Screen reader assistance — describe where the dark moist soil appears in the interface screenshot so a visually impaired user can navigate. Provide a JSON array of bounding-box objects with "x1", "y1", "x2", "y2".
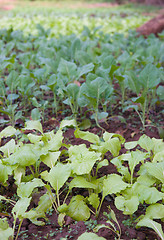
[{"x1": 0, "y1": 101, "x2": 163, "y2": 240}]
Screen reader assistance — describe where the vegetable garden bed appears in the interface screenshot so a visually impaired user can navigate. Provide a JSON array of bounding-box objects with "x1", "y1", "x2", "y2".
[{"x1": 0, "y1": 5, "x2": 164, "y2": 240}]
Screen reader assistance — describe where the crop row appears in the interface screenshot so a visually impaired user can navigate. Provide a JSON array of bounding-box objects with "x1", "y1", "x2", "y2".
[
  {"x1": 0, "y1": 120, "x2": 164, "y2": 239},
  {"x1": 0, "y1": 27, "x2": 163, "y2": 128},
  {"x1": 0, "y1": 11, "x2": 150, "y2": 37}
]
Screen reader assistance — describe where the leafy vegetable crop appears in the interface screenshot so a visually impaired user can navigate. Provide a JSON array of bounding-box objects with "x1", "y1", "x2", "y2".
[
  {"x1": 0, "y1": 120, "x2": 164, "y2": 239},
  {"x1": 0, "y1": 25, "x2": 163, "y2": 128}
]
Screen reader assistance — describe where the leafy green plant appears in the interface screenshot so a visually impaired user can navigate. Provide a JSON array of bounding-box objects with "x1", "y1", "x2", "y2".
[{"x1": 125, "y1": 64, "x2": 162, "y2": 128}]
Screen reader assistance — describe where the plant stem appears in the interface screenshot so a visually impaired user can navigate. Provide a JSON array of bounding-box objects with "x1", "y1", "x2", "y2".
[{"x1": 15, "y1": 219, "x2": 23, "y2": 240}]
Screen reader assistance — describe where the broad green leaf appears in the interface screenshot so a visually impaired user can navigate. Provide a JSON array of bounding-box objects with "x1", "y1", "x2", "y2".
[
  {"x1": 153, "y1": 151, "x2": 164, "y2": 163},
  {"x1": 145, "y1": 162, "x2": 164, "y2": 184},
  {"x1": 137, "y1": 174, "x2": 156, "y2": 187},
  {"x1": 152, "y1": 138, "x2": 164, "y2": 155},
  {"x1": 74, "y1": 128, "x2": 100, "y2": 144},
  {"x1": 133, "y1": 183, "x2": 164, "y2": 204},
  {"x1": 101, "y1": 138, "x2": 121, "y2": 157},
  {"x1": 77, "y1": 63, "x2": 94, "y2": 78},
  {"x1": 78, "y1": 232, "x2": 105, "y2": 240},
  {"x1": 27, "y1": 133, "x2": 42, "y2": 144},
  {"x1": 139, "y1": 63, "x2": 160, "y2": 90},
  {"x1": 58, "y1": 58, "x2": 77, "y2": 80},
  {"x1": 66, "y1": 195, "x2": 90, "y2": 221},
  {"x1": 17, "y1": 178, "x2": 44, "y2": 198},
  {"x1": 41, "y1": 151, "x2": 61, "y2": 168},
  {"x1": 128, "y1": 150, "x2": 147, "y2": 178},
  {"x1": 87, "y1": 77, "x2": 108, "y2": 98},
  {"x1": 59, "y1": 119, "x2": 77, "y2": 130},
  {"x1": 36, "y1": 193, "x2": 52, "y2": 213},
  {"x1": 31, "y1": 108, "x2": 41, "y2": 121},
  {"x1": 124, "y1": 141, "x2": 138, "y2": 150},
  {"x1": 46, "y1": 130, "x2": 63, "y2": 151},
  {"x1": 12, "y1": 197, "x2": 32, "y2": 220},
  {"x1": 78, "y1": 119, "x2": 91, "y2": 130},
  {"x1": 0, "y1": 162, "x2": 14, "y2": 183},
  {"x1": 69, "y1": 176, "x2": 96, "y2": 190},
  {"x1": 137, "y1": 218, "x2": 164, "y2": 240},
  {"x1": 24, "y1": 120, "x2": 43, "y2": 134},
  {"x1": 88, "y1": 193, "x2": 100, "y2": 210},
  {"x1": 48, "y1": 162, "x2": 71, "y2": 191},
  {"x1": 115, "y1": 195, "x2": 139, "y2": 215},
  {"x1": 57, "y1": 203, "x2": 68, "y2": 213},
  {"x1": 23, "y1": 208, "x2": 46, "y2": 226},
  {"x1": 0, "y1": 126, "x2": 16, "y2": 139},
  {"x1": 4, "y1": 145, "x2": 39, "y2": 167},
  {"x1": 103, "y1": 174, "x2": 129, "y2": 199},
  {"x1": 69, "y1": 144, "x2": 101, "y2": 175},
  {"x1": 103, "y1": 132, "x2": 125, "y2": 144},
  {"x1": 145, "y1": 204, "x2": 164, "y2": 220},
  {"x1": 138, "y1": 135, "x2": 153, "y2": 152},
  {"x1": 66, "y1": 83, "x2": 79, "y2": 100},
  {"x1": 0, "y1": 139, "x2": 16, "y2": 157},
  {"x1": 0, "y1": 218, "x2": 13, "y2": 240}
]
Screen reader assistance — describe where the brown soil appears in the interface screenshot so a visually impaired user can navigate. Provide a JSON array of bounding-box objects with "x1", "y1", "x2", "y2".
[{"x1": 1, "y1": 101, "x2": 163, "y2": 240}]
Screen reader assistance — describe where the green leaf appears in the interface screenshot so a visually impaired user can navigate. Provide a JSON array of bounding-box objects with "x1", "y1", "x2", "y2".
[
  {"x1": 96, "y1": 159, "x2": 109, "y2": 173},
  {"x1": 0, "y1": 160, "x2": 14, "y2": 183},
  {"x1": 41, "y1": 151, "x2": 61, "y2": 168},
  {"x1": 12, "y1": 197, "x2": 32, "y2": 220},
  {"x1": 48, "y1": 162, "x2": 71, "y2": 191},
  {"x1": 78, "y1": 232, "x2": 106, "y2": 240},
  {"x1": 27, "y1": 134, "x2": 42, "y2": 144},
  {"x1": 133, "y1": 183, "x2": 164, "y2": 204},
  {"x1": 115, "y1": 195, "x2": 139, "y2": 215},
  {"x1": 4, "y1": 145, "x2": 39, "y2": 167},
  {"x1": 66, "y1": 195, "x2": 90, "y2": 221},
  {"x1": 137, "y1": 218, "x2": 164, "y2": 240},
  {"x1": 153, "y1": 151, "x2": 164, "y2": 163},
  {"x1": 78, "y1": 119, "x2": 91, "y2": 130},
  {"x1": 24, "y1": 120, "x2": 43, "y2": 134},
  {"x1": 58, "y1": 213, "x2": 66, "y2": 227},
  {"x1": 58, "y1": 203, "x2": 68, "y2": 213},
  {"x1": 128, "y1": 150, "x2": 147, "y2": 177},
  {"x1": 145, "y1": 204, "x2": 164, "y2": 220},
  {"x1": 36, "y1": 193, "x2": 52, "y2": 213},
  {"x1": 145, "y1": 162, "x2": 164, "y2": 184},
  {"x1": 0, "y1": 218, "x2": 13, "y2": 240},
  {"x1": 69, "y1": 144, "x2": 101, "y2": 175},
  {"x1": 58, "y1": 58, "x2": 77, "y2": 80},
  {"x1": 17, "y1": 178, "x2": 44, "y2": 198},
  {"x1": 69, "y1": 176, "x2": 96, "y2": 190},
  {"x1": 74, "y1": 129, "x2": 100, "y2": 144},
  {"x1": 124, "y1": 141, "x2": 138, "y2": 150},
  {"x1": 0, "y1": 126, "x2": 16, "y2": 139},
  {"x1": 78, "y1": 63, "x2": 94, "y2": 78},
  {"x1": 46, "y1": 130, "x2": 63, "y2": 151},
  {"x1": 59, "y1": 119, "x2": 77, "y2": 130},
  {"x1": 103, "y1": 174, "x2": 129, "y2": 199},
  {"x1": 88, "y1": 193, "x2": 100, "y2": 210},
  {"x1": 139, "y1": 63, "x2": 161, "y2": 90},
  {"x1": 0, "y1": 139, "x2": 16, "y2": 157},
  {"x1": 138, "y1": 135, "x2": 153, "y2": 152},
  {"x1": 31, "y1": 108, "x2": 41, "y2": 121}
]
